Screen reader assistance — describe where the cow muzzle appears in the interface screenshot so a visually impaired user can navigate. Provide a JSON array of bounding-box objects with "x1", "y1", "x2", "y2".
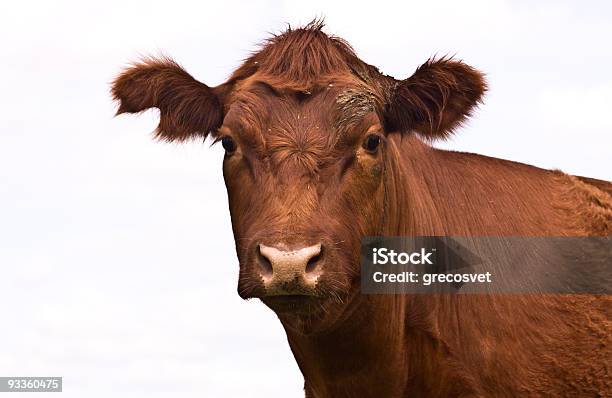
[{"x1": 256, "y1": 242, "x2": 323, "y2": 296}]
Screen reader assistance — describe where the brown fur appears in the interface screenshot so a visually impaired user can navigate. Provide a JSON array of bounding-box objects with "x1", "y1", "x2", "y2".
[
  {"x1": 111, "y1": 56, "x2": 223, "y2": 141},
  {"x1": 111, "y1": 21, "x2": 611, "y2": 398}
]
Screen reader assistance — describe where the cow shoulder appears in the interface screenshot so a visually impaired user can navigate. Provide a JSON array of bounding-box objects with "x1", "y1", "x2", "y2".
[{"x1": 554, "y1": 172, "x2": 612, "y2": 236}]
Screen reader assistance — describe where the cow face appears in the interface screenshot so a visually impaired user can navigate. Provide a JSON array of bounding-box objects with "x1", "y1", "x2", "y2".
[
  {"x1": 219, "y1": 79, "x2": 387, "y2": 332},
  {"x1": 111, "y1": 24, "x2": 485, "y2": 334}
]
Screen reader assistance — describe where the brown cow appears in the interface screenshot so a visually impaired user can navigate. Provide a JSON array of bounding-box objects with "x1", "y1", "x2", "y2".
[{"x1": 112, "y1": 21, "x2": 611, "y2": 398}]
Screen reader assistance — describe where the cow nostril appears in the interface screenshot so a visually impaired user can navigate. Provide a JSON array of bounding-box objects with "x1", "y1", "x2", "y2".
[
  {"x1": 257, "y1": 245, "x2": 273, "y2": 277},
  {"x1": 305, "y1": 246, "x2": 324, "y2": 274}
]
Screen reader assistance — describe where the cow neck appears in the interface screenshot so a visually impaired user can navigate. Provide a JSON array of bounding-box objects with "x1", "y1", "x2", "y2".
[
  {"x1": 386, "y1": 134, "x2": 447, "y2": 236},
  {"x1": 378, "y1": 136, "x2": 492, "y2": 396}
]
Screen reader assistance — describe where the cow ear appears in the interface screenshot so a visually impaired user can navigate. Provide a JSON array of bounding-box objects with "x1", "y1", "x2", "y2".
[
  {"x1": 111, "y1": 57, "x2": 224, "y2": 141},
  {"x1": 384, "y1": 58, "x2": 486, "y2": 140}
]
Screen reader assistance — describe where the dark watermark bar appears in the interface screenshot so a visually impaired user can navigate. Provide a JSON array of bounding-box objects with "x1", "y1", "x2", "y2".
[
  {"x1": 0, "y1": 377, "x2": 62, "y2": 392},
  {"x1": 361, "y1": 236, "x2": 611, "y2": 294}
]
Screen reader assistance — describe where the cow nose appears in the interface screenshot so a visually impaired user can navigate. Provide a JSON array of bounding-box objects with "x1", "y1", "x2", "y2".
[{"x1": 257, "y1": 243, "x2": 323, "y2": 295}]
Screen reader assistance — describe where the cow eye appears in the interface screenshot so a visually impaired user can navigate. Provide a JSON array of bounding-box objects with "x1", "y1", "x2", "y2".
[
  {"x1": 363, "y1": 134, "x2": 381, "y2": 153},
  {"x1": 221, "y1": 136, "x2": 236, "y2": 153}
]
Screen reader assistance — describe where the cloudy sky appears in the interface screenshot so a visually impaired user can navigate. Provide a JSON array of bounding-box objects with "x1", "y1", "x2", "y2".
[{"x1": 0, "y1": 0, "x2": 610, "y2": 397}]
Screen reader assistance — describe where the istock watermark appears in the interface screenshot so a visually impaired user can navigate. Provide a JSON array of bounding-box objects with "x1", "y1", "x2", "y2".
[
  {"x1": 372, "y1": 247, "x2": 434, "y2": 265},
  {"x1": 361, "y1": 236, "x2": 611, "y2": 294}
]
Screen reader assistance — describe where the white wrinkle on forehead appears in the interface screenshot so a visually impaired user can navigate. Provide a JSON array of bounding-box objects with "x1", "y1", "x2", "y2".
[{"x1": 334, "y1": 88, "x2": 377, "y2": 130}]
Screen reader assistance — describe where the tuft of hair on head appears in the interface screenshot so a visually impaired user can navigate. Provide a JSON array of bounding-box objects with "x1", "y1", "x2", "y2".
[{"x1": 227, "y1": 18, "x2": 366, "y2": 92}]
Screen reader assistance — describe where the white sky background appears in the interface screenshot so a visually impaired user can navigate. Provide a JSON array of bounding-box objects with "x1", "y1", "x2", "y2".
[{"x1": 0, "y1": 1, "x2": 610, "y2": 397}]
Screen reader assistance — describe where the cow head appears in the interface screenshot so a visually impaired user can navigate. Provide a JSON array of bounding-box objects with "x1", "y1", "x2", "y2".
[{"x1": 111, "y1": 22, "x2": 486, "y2": 334}]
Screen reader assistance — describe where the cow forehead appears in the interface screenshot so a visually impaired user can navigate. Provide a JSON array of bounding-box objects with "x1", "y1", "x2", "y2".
[
  {"x1": 221, "y1": 81, "x2": 381, "y2": 177},
  {"x1": 225, "y1": 79, "x2": 381, "y2": 145}
]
